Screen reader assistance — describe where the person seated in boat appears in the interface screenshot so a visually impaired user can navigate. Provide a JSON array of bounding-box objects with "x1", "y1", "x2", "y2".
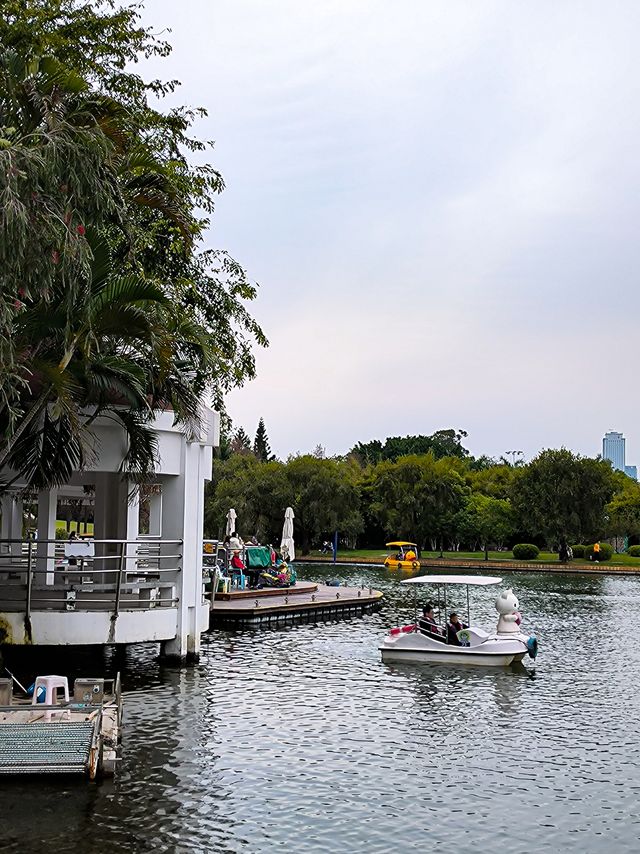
[
  {"x1": 447, "y1": 612, "x2": 468, "y2": 645},
  {"x1": 419, "y1": 603, "x2": 445, "y2": 639}
]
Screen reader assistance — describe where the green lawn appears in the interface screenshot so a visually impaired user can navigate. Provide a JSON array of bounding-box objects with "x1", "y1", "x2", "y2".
[{"x1": 307, "y1": 548, "x2": 640, "y2": 568}]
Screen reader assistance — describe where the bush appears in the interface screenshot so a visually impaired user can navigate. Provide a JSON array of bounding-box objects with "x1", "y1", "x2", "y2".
[
  {"x1": 512, "y1": 543, "x2": 540, "y2": 560},
  {"x1": 627, "y1": 545, "x2": 640, "y2": 558},
  {"x1": 584, "y1": 543, "x2": 613, "y2": 562},
  {"x1": 570, "y1": 544, "x2": 586, "y2": 558}
]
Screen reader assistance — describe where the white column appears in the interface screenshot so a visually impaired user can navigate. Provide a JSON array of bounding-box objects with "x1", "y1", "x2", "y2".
[
  {"x1": 1, "y1": 493, "x2": 23, "y2": 559},
  {"x1": 124, "y1": 484, "x2": 139, "y2": 575},
  {"x1": 160, "y1": 440, "x2": 207, "y2": 659},
  {"x1": 36, "y1": 489, "x2": 58, "y2": 585}
]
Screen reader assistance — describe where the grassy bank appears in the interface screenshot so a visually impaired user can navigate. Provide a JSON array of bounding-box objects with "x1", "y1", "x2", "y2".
[{"x1": 304, "y1": 548, "x2": 640, "y2": 569}]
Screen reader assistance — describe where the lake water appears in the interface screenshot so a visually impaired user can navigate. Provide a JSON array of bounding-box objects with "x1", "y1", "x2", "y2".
[{"x1": 2, "y1": 564, "x2": 640, "y2": 853}]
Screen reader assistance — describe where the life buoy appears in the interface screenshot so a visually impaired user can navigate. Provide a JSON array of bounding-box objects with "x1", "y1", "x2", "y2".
[
  {"x1": 389, "y1": 623, "x2": 417, "y2": 636},
  {"x1": 527, "y1": 636, "x2": 538, "y2": 659}
]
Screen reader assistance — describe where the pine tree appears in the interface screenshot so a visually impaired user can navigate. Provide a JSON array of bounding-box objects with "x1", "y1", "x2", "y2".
[
  {"x1": 231, "y1": 427, "x2": 252, "y2": 455},
  {"x1": 253, "y1": 418, "x2": 272, "y2": 461}
]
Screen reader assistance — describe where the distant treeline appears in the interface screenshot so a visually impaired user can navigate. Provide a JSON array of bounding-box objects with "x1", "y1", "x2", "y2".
[{"x1": 206, "y1": 429, "x2": 640, "y2": 554}]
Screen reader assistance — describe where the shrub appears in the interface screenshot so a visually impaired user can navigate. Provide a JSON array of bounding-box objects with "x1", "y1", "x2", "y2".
[
  {"x1": 55, "y1": 526, "x2": 68, "y2": 540},
  {"x1": 570, "y1": 544, "x2": 585, "y2": 559},
  {"x1": 512, "y1": 543, "x2": 540, "y2": 560},
  {"x1": 627, "y1": 545, "x2": 640, "y2": 558},
  {"x1": 584, "y1": 543, "x2": 613, "y2": 562}
]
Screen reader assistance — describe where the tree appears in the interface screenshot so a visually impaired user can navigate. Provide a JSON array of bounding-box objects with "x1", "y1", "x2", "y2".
[
  {"x1": 0, "y1": 2, "x2": 266, "y2": 490},
  {"x1": 2, "y1": 232, "x2": 208, "y2": 488},
  {"x1": 606, "y1": 476, "x2": 640, "y2": 541},
  {"x1": 351, "y1": 429, "x2": 470, "y2": 465},
  {"x1": 230, "y1": 427, "x2": 253, "y2": 456},
  {"x1": 511, "y1": 449, "x2": 616, "y2": 546},
  {"x1": 253, "y1": 417, "x2": 273, "y2": 462},
  {"x1": 368, "y1": 454, "x2": 467, "y2": 548},
  {"x1": 285, "y1": 456, "x2": 363, "y2": 554},
  {"x1": 466, "y1": 494, "x2": 515, "y2": 560},
  {"x1": 468, "y1": 464, "x2": 516, "y2": 499}
]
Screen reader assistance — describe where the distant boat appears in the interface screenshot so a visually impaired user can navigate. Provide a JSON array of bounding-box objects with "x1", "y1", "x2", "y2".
[{"x1": 384, "y1": 541, "x2": 420, "y2": 570}]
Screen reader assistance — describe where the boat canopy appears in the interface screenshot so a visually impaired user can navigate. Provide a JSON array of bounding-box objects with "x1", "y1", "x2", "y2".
[
  {"x1": 401, "y1": 575, "x2": 502, "y2": 586},
  {"x1": 386, "y1": 541, "x2": 417, "y2": 548}
]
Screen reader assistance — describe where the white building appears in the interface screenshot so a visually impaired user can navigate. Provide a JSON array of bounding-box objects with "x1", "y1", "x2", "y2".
[{"x1": 0, "y1": 407, "x2": 219, "y2": 660}]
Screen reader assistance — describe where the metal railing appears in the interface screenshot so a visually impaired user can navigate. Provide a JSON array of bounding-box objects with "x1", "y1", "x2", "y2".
[{"x1": 0, "y1": 537, "x2": 184, "y2": 616}]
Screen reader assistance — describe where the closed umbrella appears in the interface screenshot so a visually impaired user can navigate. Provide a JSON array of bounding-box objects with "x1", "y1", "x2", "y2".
[
  {"x1": 280, "y1": 507, "x2": 295, "y2": 562},
  {"x1": 225, "y1": 508, "x2": 237, "y2": 538}
]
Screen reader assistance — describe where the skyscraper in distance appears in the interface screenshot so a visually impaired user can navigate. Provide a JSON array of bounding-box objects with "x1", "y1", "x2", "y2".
[{"x1": 602, "y1": 431, "x2": 625, "y2": 472}]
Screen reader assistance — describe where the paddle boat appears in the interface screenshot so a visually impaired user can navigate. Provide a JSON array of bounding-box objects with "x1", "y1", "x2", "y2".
[
  {"x1": 379, "y1": 575, "x2": 538, "y2": 667},
  {"x1": 384, "y1": 541, "x2": 420, "y2": 570}
]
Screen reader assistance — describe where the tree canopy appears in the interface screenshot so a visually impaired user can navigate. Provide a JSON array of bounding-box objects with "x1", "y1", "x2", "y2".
[
  {"x1": 351, "y1": 429, "x2": 471, "y2": 465},
  {"x1": 204, "y1": 442, "x2": 638, "y2": 554},
  {"x1": 0, "y1": 0, "x2": 266, "y2": 489},
  {"x1": 511, "y1": 449, "x2": 616, "y2": 545}
]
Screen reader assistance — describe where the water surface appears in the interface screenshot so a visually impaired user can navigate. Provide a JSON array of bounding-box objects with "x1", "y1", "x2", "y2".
[{"x1": 1, "y1": 565, "x2": 639, "y2": 853}]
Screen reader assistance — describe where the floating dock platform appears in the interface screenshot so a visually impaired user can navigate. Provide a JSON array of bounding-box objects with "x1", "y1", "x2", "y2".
[
  {"x1": 211, "y1": 581, "x2": 383, "y2": 627},
  {"x1": 0, "y1": 675, "x2": 122, "y2": 778}
]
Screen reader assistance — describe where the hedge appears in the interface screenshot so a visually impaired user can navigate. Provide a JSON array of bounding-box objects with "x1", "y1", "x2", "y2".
[
  {"x1": 627, "y1": 545, "x2": 640, "y2": 558},
  {"x1": 584, "y1": 543, "x2": 613, "y2": 562},
  {"x1": 570, "y1": 544, "x2": 586, "y2": 558},
  {"x1": 512, "y1": 543, "x2": 540, "y2": 560}
]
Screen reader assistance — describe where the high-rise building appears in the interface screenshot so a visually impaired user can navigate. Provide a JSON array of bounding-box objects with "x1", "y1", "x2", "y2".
[
  {"x1": 603, "y1": 431, "x2": 626, "y2": 472},
  {"x1": 625, "y1": 465, "x2": 638, "y2": 481}
]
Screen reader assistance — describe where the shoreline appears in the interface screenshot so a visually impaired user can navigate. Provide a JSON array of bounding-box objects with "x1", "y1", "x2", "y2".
[{"x1": 300, "y1": 554, "x2": 640, "y2": 576}]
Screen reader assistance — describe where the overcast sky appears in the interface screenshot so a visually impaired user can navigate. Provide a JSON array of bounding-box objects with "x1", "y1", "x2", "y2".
[{"x1": 142, "y1": 0, "x2": 640, "y2": 463}]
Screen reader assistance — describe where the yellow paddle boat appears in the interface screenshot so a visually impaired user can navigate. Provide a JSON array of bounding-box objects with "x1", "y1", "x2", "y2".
[{"x1": 384, "y1": 541, "x2": 420, "y2": 570}]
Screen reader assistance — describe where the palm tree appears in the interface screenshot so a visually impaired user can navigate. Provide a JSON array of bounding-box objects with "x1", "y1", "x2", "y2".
[{"x1": 2, "y1": 232, "x2": 210, "y2": 489}]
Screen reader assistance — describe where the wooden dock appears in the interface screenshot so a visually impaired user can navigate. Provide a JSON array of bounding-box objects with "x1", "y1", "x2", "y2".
[{"x1": 211, "y1": 582, "x2": 383, "y2": 627}]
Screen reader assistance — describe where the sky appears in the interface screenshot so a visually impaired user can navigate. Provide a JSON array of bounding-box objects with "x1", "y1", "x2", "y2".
[{"x1": 141, "y1": 0, "x2": 640, "y2": 464}]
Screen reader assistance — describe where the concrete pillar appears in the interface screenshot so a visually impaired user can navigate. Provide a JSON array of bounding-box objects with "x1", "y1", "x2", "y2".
[
  {"x1": 149, "y1": 490, "x2": 162, "y2": 536},
  {"x1": 1, "y1": 493, "x2": 23, "y2": 559},
  {"x1": 93, "y1": 472, "x2": 130, "y2": 582},
  {"x1": 160, "y1": 441, "x2": 208, "y2": 660},
  {"x1": 124, "y1": 485, "x2": 139, "y2": 575},
  {"x1": 36, "y1": 489, "x2": 58, "y2": 585}
]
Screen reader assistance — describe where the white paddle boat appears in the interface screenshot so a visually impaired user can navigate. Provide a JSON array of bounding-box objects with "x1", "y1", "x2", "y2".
[{"x1": 379, "y1": 575, "x2": 538, "y2": 667}]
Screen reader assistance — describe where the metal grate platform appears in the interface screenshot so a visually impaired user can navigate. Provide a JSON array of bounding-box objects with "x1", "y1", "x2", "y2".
[{"x1": 0, "y1": 721, "x2": 94, "y2": 774}]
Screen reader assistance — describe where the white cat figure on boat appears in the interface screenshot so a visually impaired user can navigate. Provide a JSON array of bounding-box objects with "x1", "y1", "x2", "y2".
[{"x1": 379, "y1": 575, "x2": 538, "y2": 667}]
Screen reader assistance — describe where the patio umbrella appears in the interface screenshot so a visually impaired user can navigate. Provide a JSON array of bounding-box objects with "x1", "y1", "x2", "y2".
[
  {"x1": 280, "y1": 507, "x2": 295, "y2": 562},
  {"x1": 225, "y1": 508, "x2": 237, "y2": 538}
]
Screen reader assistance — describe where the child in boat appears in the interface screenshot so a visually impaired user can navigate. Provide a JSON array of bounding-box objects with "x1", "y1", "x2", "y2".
[{"x1": 447, "y1": 612, "x2": 468, "y2": 645}]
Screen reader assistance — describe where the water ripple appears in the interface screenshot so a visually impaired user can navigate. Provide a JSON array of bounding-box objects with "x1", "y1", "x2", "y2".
[{"x1": 2, "y1": 566, "x2": 640, "y2": 852}]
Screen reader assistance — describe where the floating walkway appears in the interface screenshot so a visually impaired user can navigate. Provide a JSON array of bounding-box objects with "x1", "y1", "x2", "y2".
[
  {"x1": 0, "y1": 676, "x2": 122, "y2": 778},
  {"x1": 211, "y1": 581, "x2": 383, "y2": 627}
]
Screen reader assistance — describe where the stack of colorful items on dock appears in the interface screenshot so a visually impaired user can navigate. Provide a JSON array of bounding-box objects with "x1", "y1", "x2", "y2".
[{"x1": 259, "y1": 563, "x2": 297, "y2": 588}]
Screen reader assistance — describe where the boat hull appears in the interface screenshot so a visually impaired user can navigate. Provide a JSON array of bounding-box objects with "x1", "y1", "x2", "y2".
[
  {"x1": 379, "y1": 646, "x2": 526, "y2": 666},
  {"x1": 379, "y1": 628, "x2": 531, "y2": 667},
  {"x1": 384, "y1": 559, "x2": 420, "y2": 570}
]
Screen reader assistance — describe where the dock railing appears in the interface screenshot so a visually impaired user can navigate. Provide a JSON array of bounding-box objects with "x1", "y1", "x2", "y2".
[{"x1": 0, "y1": 537, "x2": 185, "y2": 616}]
